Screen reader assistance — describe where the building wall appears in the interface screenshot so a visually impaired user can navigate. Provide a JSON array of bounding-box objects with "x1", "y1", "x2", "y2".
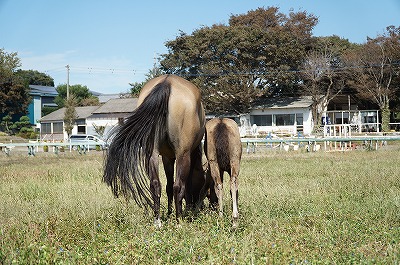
[{"x1": 241, "y1": 107, "x2": 313, "y2": 136}]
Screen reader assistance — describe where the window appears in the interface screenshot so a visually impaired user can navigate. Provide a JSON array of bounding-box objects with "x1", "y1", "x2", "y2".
[
  {"x1": 77, "y1": 126, "x2": 86, "y2": 134},
  {"x1": 275, "y1": 114, "x2": 295, "y2": 126},
  {"x1": 53, "y1": 122, "x2": 63, "y2": 133},
  {"x1": 295, "y1": 113, "x2": 303, "y2": 125},
  {"x1": 41, "y1": 123, "x2": 51, "y2": 134},
  {"x1": 251, "y1": 115, "x2": 272, "y2": 126}
]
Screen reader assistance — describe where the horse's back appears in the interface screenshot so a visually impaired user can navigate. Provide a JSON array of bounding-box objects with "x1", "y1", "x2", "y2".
[
  {"x1": 205, "y1": 118, "x2": 242, "y2": 172},
  {"x1": 139, "y1": 75, "x2": 205, "y2": 156}
]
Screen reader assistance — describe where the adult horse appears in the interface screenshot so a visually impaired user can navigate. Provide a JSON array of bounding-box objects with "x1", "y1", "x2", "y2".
[
  {"x1": 103, "y1": 75, "x2": 205, "y2": 226},
  {"x1": 202, "y1": 118, "x2": 242, "y2": 228}
]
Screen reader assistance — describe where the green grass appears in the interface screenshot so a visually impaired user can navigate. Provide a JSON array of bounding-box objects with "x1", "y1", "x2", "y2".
[{"x1": 0, "y1": 148, "x2": 399, "y2": 264}]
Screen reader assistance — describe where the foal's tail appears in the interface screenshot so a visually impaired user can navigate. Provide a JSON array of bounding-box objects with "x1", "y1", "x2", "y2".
[{"x1": 103, "y1": 79, "x2": 170, "y2": 209}]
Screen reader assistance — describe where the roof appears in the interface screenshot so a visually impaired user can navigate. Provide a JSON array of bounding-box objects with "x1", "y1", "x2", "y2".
[
  {"x1": 93, "y1": 97, "x2": 138, "y2": 114},
  {"x1": 29, "y1": 85, "x2": 58, "y2": 96},
  {"x1": 41, "y1": 106, "x2": 99, "y2": 122},
  {"x1": 252, "y1": 96, "x2": 313, "y2": 110}
]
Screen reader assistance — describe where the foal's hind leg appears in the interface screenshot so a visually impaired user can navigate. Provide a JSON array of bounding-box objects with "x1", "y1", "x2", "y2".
[
  {"x1": 210, "y1": 162, "x2": 224, "y2": 217},
  {"x1": 149, "y1": 153, "x2": 162, "y2": 227},
  {"x1": 230, "y1": 163, "x2": 240, "y2": 228}
]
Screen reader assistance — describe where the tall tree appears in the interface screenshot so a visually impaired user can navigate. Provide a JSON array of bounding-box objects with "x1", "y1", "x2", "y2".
[
  {"x1": 301, "y1": 36, "x2": 357, "y2": 128},
  {"x1": 64, "y1": 95, "x2": 77, "y2": 137},
  {"x1": 345, "y1": 26, "x2": 400, "y2": 132},
  {"x1": 160, "y1": 7, "x2": 318, "y2": 114},
  {"x1": 55, "y1": 84, "x2": 99, "y2": 107},
  {"x1": 0, "y1": 49, "x2": 30, "y2": 118},
  {"x1": 15, "y1": 69, "x2": 54, "y2": 86}
]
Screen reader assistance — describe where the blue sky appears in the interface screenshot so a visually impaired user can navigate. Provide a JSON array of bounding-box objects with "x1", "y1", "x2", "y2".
[{"x1": 1, "y1": 0, "x2": 399, "y2": 94}]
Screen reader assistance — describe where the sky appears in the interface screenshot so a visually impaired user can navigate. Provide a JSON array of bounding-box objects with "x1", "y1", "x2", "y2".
[{"x1": 1, "y1": 0, "x2": 399, "y2": 95}]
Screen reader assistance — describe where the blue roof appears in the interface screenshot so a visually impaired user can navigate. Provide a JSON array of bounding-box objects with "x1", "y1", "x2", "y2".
[{"x1": 29, "y1": 85, "x2": 58, "y2": 96}]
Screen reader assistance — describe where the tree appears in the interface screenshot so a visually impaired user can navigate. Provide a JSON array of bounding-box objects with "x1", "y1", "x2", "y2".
[
  {"x1": 300, "y1": 36, "x2": 357, "y2": 128},
  {"x1": 345, "y1": 26, "x2": 400, "y2": 132},
  {"x1": 64, "y1": 96, "x2": 77, "y2": 137},
  {"x1": 15, "y1": 69, "x2": 54, "y2": 86},
  {"x1": 55, "y1": 84, "x2": 99, "y2": 107},
  {"x1": 0, "y1": 49, "x2": 31, "y2": 118},
  {"x1": 128, "y1": 82, "x2": 144, "y2": 97},
  {"x1": 160, "y1": 7, "x2": 318, "y2": 114}
]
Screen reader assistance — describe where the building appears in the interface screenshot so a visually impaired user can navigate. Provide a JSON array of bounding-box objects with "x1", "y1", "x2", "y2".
[
  {"x1": 28, "y1": 85, "x2": 58, "y2": 128},
  {"x1": 239, "y1": 97, "x2": 314, "y2": 136},
  {"x1": 40, "y1": 98, "x2": 138, "y2": 141}
]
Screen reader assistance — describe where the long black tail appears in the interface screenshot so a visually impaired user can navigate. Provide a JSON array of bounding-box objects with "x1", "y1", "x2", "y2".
[{"x1": 103, "y1": 78, "x2": 170, "y2": 209}]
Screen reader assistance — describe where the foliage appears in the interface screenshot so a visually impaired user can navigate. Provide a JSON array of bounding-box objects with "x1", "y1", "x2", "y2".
[
  {"x1": 0, "y1": 49, "x2": 30, "y2": 117},
  {"x1": 128, "y1": 81, "x2": 144, "y2": 97},
  {"x1": 92, "y1": 123, "x2": 106, "y2": 138},
  {"x1": 55, "y1": 84, "x2": 99, "y2": 107},
  {"x1": 160, "y1": 7, "x2": 318, "y2": 114},
  {"x1": 300, "y1": 36, "x2": 357, "y2": 126},
  {"x1": 0, "y1": 148, "x2": 399, "y2": 264},
  {"x1": 15, "y1": 69, "x2": 55, "y2": 86},
  {"x1": 344, "y1": 26, "x2": 400, "y2": 131},
  {"x1": 63, "y1": 96, "x2": 77, "y2": 137},
  {"x1": 12, "y1": 116, "x2": 36, "y2": 138}
]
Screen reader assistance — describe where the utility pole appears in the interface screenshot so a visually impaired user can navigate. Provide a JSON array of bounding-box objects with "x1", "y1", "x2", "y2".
[{"x1": 66, "y1": 64, "x2": 70, "y2": 99}]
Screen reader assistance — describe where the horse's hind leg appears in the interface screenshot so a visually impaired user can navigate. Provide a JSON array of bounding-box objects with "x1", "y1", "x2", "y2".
[
  {"x1": 174, "y1": 152, "x2": 191, "y2": 220},
  {"x1": 149, "y1": 153, "x2": 162, "y2": 227},
  {"x1": 162, "y1": 156, "x2": 175, "y2": 216},
  {"x1": 230, "y1": 163, "x2": 240, "y2": 228}
]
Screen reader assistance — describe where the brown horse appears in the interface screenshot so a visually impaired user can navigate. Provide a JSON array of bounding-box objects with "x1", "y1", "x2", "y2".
[
  {"x1": 103, "y1": 75, "x2": 205, "y2": 226},
  {"x1": 202, "y1": 118, "x2": 242, "y2": 228}
]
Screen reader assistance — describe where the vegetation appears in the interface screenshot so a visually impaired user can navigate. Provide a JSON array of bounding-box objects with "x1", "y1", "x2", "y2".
[
  {"x1": 55, "y1": 84, "x2": 99, "y2": 107},
  {"x1": 160, "y1": 7, "x2": 400, "y2": 117},
  {"x1": 0, "y1": 49, "x2": 30, "y2": 119},
  {"x1": 1, "y1": 147, "x2": 399, "y2": 264}
]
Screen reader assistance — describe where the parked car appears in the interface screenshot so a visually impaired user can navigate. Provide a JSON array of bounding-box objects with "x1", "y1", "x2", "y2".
[{"x1": 68, "y1": 134, "x2": 107, "y2": 150}]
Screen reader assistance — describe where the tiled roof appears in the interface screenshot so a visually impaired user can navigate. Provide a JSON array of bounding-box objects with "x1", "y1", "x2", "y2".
[
  {"x1": 41, "y1": 106, "x2": 99, "y2": 121},
  {"x1": 252, "y1": 96, "x2": 314, "y2": 109},
  {"x1": 92, "y1": 98, "x2": 138, "y2": 114}
]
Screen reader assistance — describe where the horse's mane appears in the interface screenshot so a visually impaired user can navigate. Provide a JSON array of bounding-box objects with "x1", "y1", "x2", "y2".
[{"x1": 103, "y1": 77, "x2": 170, "y2": 208}]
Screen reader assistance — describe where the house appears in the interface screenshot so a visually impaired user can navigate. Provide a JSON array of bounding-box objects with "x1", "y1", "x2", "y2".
[
  {"x1": 39, "y1": 97, "x2": 138, "y2": 141},
  {"x1": 239, "y1": 96, "x2": 314, "y2": 136},
  {"x1": 28, "y1": 85, "x2": 58, "y2": 128}
]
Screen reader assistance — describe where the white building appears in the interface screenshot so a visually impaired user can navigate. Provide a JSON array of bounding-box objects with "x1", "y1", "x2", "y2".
[
  {"x1": 40, "y1": 98, "x2": 138, "y2": 141},
  {"x1": 239, "y1": 97, "x2": 314, "y2": 137}
]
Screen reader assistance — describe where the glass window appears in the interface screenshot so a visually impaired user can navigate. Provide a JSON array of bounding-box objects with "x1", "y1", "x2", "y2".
[
  {"x1": 53, "y1": 122, "x2": 63, "y2": 133},
  {"x1": 251, "y1": 115, "x2": 272, "y2": 126},
  {"x1": 77, "y1": 125, "x2": 86, "y2": 134},
  {"x1": 41, "y1": 123, "x2": 51, "y2": 134},
  {"x1": 275, "y1": 114, "x2": 295, "y2": 126},
  {"x1": 296, "y1": 113, "x2": 303, "y2": 125}
]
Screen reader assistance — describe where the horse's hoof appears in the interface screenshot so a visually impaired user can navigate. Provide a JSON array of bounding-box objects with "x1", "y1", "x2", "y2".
[{"x1": 154, "y1": 218, "x2": 162, "y2": 228}]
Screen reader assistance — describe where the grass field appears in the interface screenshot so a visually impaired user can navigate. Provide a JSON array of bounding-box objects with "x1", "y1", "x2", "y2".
[{"x1": 0, "y1": 146, "x2": 399, "y2": 264}]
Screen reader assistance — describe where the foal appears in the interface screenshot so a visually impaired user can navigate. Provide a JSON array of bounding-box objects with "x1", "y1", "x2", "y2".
[{"x1": 202, "y1": 118, "x2": 242, "y2": 228}]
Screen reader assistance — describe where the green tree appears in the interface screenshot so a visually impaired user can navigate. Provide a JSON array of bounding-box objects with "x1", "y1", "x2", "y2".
[
  {"x1": 0, "y1": 49, "x2": 30, "y2": 118},
  {"x1": 64, "y1": 96, "x2": 77, "y2": 137},
  {"x1": 160, "y1": 7, "x2": 318, "y2": 114},
  {"x1": 15, "y1": 69, "x2": 54, "y2": 86},
  {"x1": 128, "y1": 82, "x2": 144, "y2": 97},
  {"x1": 345, "y1": 26, "x2": 400, "y2": 132},
  {"x1": 55, "y1": 84, "x2": 99, "y2": 107}
]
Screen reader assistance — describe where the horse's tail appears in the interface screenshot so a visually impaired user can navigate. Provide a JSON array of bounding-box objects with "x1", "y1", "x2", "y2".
[
  {"x1": 103, "y1": 79, "x2": 170, "y2": 209},
  {"x1": 213, "y1": 118, "x2": 231, "y2": 170}
]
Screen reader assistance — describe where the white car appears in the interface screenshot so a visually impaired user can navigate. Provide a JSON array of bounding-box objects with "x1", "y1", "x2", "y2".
[{"x1": 68, "y1": 134, "x2": 107, "y2": 150}]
